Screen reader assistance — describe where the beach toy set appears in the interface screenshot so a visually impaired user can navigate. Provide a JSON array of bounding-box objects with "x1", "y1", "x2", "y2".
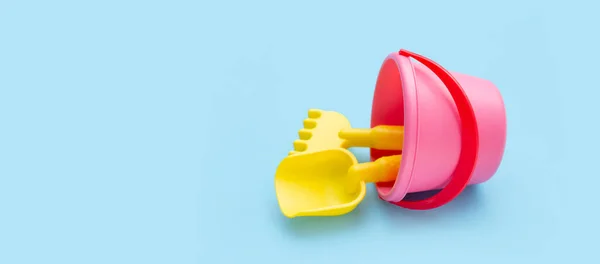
[{"x1": 274, "y1": 49, "x2": 507, "y2": 218}]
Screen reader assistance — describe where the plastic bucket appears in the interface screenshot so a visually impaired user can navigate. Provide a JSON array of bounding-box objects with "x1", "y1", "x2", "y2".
[{"x1": 370, "y1": 49, "x2": 507, "y2": 210}]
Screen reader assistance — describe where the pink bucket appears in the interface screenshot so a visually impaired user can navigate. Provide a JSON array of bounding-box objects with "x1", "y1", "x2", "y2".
[{"x1": 370, "y1": 50, "x2": 507, "y2": 210}]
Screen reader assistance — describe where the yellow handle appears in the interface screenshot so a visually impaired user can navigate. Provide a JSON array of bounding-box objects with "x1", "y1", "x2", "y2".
[
  {"x1": 345, "y1": 155, "x2": 402, "y2": 193},
  {"x1": 339, "y1": 126, "x2": 404, "y2": 150}
]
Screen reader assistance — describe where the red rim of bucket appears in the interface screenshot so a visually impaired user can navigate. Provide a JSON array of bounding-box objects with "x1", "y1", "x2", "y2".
[{"x1": 389, "y1": 49, "x2": 480, "y2": 210}]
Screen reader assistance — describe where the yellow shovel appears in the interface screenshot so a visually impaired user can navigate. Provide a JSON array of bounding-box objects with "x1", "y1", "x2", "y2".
[{"x1": 275, "y1": 110, "x2": 404, "y2": 218}]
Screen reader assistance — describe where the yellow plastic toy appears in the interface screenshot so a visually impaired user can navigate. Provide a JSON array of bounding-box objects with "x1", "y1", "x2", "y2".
[
  {"x1": 287, "y1": 109, "x2": 351, "y2": 156},
  {"x1": 274, "y1": 109, "x2": 404, "y2": 218},
  {"x1": 289, "y1": 109, "x2": 404, "y2": 155}
]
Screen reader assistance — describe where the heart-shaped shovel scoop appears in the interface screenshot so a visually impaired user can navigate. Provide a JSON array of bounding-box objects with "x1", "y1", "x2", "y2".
[{"x1": 275, "y1": 114, "x2": 404, "y2": 218}]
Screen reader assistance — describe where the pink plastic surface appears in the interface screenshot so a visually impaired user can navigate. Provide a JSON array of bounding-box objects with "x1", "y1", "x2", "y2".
[{"x1": 370, "y1": 50, "x2": 507, "y2": 204}]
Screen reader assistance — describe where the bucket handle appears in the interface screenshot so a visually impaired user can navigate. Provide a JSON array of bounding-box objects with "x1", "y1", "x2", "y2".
[{"x1": 391, "y1": 49, "x2": 480, "y2": 210}]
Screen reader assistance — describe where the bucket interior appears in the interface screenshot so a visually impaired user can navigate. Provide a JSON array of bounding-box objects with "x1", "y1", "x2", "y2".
[{"x1": 370, "y1": 58, "x2": 405, "y2": 193}]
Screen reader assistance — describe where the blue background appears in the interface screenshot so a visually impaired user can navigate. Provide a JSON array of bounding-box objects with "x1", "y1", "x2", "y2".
[{"x1": 1, "y1": 0, "x2": 598, "y2": 263}]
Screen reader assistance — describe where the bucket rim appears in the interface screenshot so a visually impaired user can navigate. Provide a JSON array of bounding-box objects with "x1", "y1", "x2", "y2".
[{"x1": 372, "y1": 53, "x2": 419, "y2": 202}]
